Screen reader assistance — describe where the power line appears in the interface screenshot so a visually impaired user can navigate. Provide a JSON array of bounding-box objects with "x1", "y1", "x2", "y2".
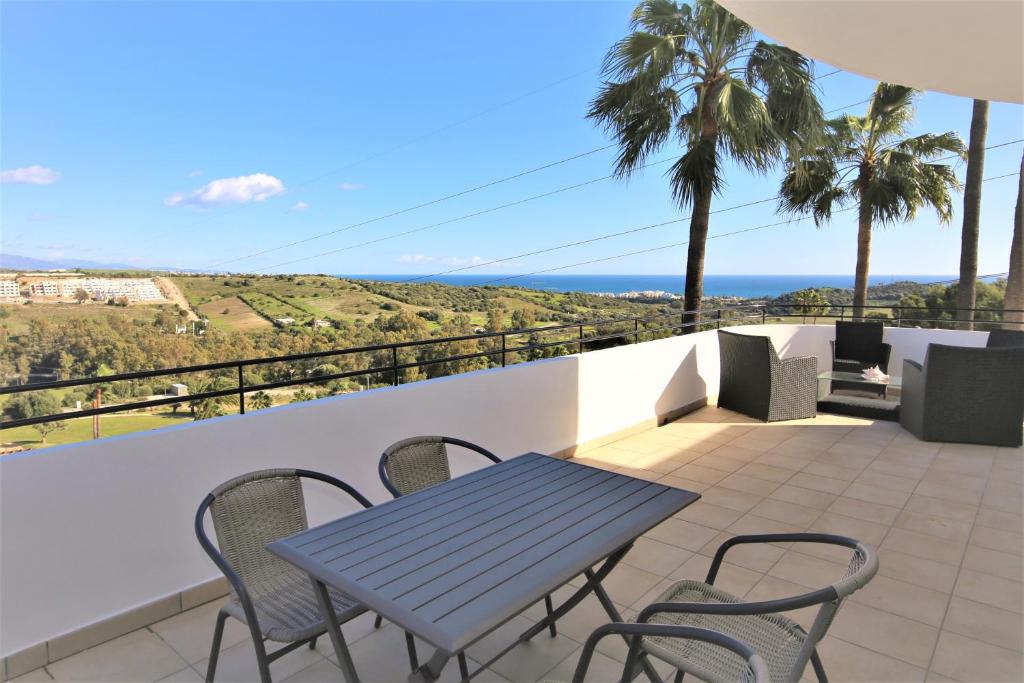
[
  {"x1": 403, "y1": 142, "x2": 1023, "y2": 284},
  {"x1": 465, "y1": 170, "x2": 1019, "y2": 287},
  {"x1": 206, "y1": 144, "x2": 616, "y2": 269},
  {"x1": 254, "y1": 157, "x2": 676, "y2": 273},
  {"x1": 210, "y1": 72, "x2": 858, "y2": 271}
]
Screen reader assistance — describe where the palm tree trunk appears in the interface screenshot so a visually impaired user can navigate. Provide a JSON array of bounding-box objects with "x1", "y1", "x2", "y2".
[
  {"x1": 957, "y1": 99, "x2": 989, "y2": 330},
  {"x1": 1004, "y1": 150, "x2": 1024, "y2": 328},
  {"x1": 682, "y1": 185, "x2": 713, "y2": 332},
  {"x1": 853, "y1": 190, "x2": 872, "y2": 319}
]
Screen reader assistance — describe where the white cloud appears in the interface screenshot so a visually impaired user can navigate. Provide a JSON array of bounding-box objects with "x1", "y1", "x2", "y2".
[
  {"x1": 1, "y1": 165, "x2": 60, "y2": 185},
  {"x1": 27, "y1": 212, "x2": 51, "y2": 222},
  {"x1": 339, "y1": 182, "x2": 366, "y2": 191},
  {"x1": 398, "y1": 254, "x2": 486, "y2": 267},
  {"x1": 290, "y1": 201, "x2": 310, "y2": 212},
  {"x1": 165, "y1": 173, "x2": 285, "y2": 207},
  {"x1": 188, "y1": 169, "x2": 204, "y2": 177}
]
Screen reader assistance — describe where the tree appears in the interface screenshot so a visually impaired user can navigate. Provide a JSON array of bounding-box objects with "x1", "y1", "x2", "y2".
[
  {"x1": 589, "y1": 0, "x2": 822, "y2": 328},
  {"x1": 74, "y1": 288, "x2": 90, "y2": 304},
  {"x1": 780, "y1": 83, "x2": 965, "y2": 318},
  {"x1": 291, "y1": 388, "x2": 315, "y2": 403},
  {"x1": 956, "y1": 99, "x2": 989, "y2": 329},
  {"x1": 1005, "y1": 150, "x2": 1024, "y2": 329},
  {"x1": 2, "y1": 391, "x2": 67, "y2": 443},
  {"x1": 791, "y1": 288, "x2": 830, "y2": 320},
  {"x1": 248, "y1": 391, "x2": 273, "y2": 411},
  {"x1": 485, "y1": 304, "x2": 506, "y2": 332},
  {"x1": 510, "y1": 308, "x2": 536, "y2": 331}
]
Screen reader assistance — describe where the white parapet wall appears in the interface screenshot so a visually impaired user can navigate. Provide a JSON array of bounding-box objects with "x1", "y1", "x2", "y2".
[{"x1": 0, "y1": 324, "x2": 989, "y2": 659}]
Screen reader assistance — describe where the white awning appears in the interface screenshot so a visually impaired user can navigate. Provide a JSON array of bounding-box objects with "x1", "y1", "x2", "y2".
[{"x1": 718, "y1": 0, "x2": 1024, "y2": 104}]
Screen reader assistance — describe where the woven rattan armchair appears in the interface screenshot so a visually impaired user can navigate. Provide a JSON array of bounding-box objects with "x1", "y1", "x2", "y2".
[
  {"x1": 900, "y1": 343, "x2": 1024, "y2": 447},
  {"x1": 830, "y1": 321, "x2": 891, "y2": 397},
  {"x1": 553, "y1": 623, "x2": 769, "y2": 683},
  {"x1": 634, "y1": 533, "x2": 878, "y2": 683},
  {"x1": 195, "y1": 469, "x2": 417, "y2": 683},
  {"x1": 717, "y1": 330, "x2": 817, "y2": 422},
  {"x1": 987, "y1": 328, "x2": 1024, "y2": 348}
]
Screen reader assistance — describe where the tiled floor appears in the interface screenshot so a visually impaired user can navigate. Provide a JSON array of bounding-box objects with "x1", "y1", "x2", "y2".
[{"x1": 11, "y1": 407, "x2": 1023, "y2": 682}]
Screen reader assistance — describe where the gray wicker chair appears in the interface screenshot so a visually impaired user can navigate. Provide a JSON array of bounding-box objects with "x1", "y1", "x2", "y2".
[
  {"x1": 634, "y1": 533, "x2": 878, "y2": 683},
  {"x1": 717, "y1": 330, "x2": 817, "y2": 422},
  {"x1": 900, "y1": 343, "x2": 1024, "y2": 447},
  {"x1": 987, "y1": 328, "x2": 1024, "y2": 348},
  {"x1": 195, "y1": 469, "x2": 417, "y2": 683},
  {"x1": 556, "y1": 623, "x2": 769, "y2": 683},
  {"x1": 830, "y1": 321, "x2": 891, "y2": 397}
]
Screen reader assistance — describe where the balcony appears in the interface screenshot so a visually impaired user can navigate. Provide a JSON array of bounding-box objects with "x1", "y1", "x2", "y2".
[{"x1": 2, "y1": 324, "x2": 1022, "y2": 682}]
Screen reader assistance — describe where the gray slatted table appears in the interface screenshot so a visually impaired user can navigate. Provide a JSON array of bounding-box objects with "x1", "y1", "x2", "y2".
[{"x1": 268, "y1": 452, "x2": 699, "y2": 682}]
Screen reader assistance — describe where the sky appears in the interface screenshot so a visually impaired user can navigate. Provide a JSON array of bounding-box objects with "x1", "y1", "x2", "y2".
[{"x1": 2, "y1": 0, "x2": 1022, "y2": 279}]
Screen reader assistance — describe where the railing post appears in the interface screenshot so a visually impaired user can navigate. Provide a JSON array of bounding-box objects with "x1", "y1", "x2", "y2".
[
  {"x1": 896, "y1": 306, "x2": 902, "y2": 328},
  {"x1": 634, "y1": 318, "x2": 639, "y2": 343},
  {"x1": 840, "y1": 305, "x2": 845, "y2": 321},
  {"x1": 391, "y1": 346, "x2": 399, "y2": 386},
  {"x1": 237, "y1": 364, "x2": 245, "y2": 414},
  {"x1": 578, "y1": 324, "x2": 584, "y2": 354},
  {"x1": 761, "y1": 306, "x2": 766, "y2": 325},
  {"x1": 717, "y1": 309, "x2": 722, "y2": 329},
  {"x1": 501, "y1": 333, "x2": 506, "y2": 367}
]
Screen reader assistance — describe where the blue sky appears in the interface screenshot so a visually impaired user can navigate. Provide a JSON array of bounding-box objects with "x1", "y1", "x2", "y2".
[{"x1": 2, "y1": 0, "x2": 1022, "y2": 278}]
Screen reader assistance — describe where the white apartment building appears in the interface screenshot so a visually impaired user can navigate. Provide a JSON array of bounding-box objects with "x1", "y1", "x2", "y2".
[
  {"x1": 0, "y1": 280, "x2": 22, "y2": 298},
  {"x1": 26, "y1": 278, "x2": 165, "y2": 301}
]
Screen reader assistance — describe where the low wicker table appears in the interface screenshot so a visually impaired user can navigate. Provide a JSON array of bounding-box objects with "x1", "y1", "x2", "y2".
[{"x1": 817, "y1": 370, "x2": 902, "y2": 421}]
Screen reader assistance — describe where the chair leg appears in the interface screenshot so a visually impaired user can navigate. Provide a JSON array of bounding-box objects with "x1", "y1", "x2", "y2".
[
  {"x1": 250, "y1": 628, "x2": 273, "y2": 683},
  {"x1": 374, "y1": 614, "x2": 383, "y2": 629},
  {"x1": 811, "y1": 649, "x2": 829, "y2": 683},
  {"x1": 311, "y1": 580, "x2": 360, "y2": 683},
  {"x1": 544, "y1": 594, "x2": 557, "y2": 637},
  {"x1": 308, "y1": 635, "x2": 318, "y2": 650},
  {"x1": 205, "y1": 609, "x2": 228, "y2": 682},
  {"x1": 405, "y1": 631, "x2": 419, "y2": 671},
  {"x1": 673, "y1": 670, "x2": 684, "y2": 683},
  {"x1": 458, "y1": 653, "x2": 470, "y2": 682}
]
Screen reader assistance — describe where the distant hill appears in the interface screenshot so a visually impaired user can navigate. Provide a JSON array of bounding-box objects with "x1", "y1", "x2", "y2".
[{"x1": 0, "y1": 253, "x2": 209, "y2": 273}]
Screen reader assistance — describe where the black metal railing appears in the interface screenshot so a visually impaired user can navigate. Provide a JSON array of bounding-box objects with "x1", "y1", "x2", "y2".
[{"x1": 1, "y1": 303, "x2": 1020, "y2": 430}]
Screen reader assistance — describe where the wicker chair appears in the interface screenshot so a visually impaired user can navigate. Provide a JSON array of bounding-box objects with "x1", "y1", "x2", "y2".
[
  {"x1": 717, "y1": 330, "x2": 817, "y2": 422},
  {"x1": 987, "y1": 328, "x2": 1024, "y2": 348},
  {"x1": 830, "y1": 321, "x2": 891, "y2": 397},
  {"x1": 634, "y1": 533, "x2": 878, "y2": 683},
  {"x1": 900, "y1": 343, "x2": 1024, "y2": 447},
  {"x1": 555, "y1": 624, "x2": 769, "y2": 683},
  {"x1": 195, "y1": 469, "x2": 417, "y2": 683}
]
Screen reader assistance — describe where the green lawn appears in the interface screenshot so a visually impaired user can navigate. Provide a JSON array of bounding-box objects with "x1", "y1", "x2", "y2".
[{"x1": 1, "y1": 411, "x2": 194, "y2": 450}]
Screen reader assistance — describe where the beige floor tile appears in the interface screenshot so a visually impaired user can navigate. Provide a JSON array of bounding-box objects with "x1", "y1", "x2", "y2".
[
  {"x1": 8, "y1": 669, "x2": 55, "y2": 683},
  {"x1": 881, "y1": 528, "x2": 966, "y2": 566},
  {"x1": 728, "y1": 513, "x2": 805, "y2": 537},
  {"x1": 749, "y1": 498, "x2": 822, "y2": 527},
  {"x1": 671, "y1": 463, "x2": 729, "y2": 485},
  {"x1": 47, "y1": 630, "x2": 191, "y2": 683},
  {"x1": 788, "y1": 472, "x2": 849, "y2": 495},
  {"x1": 803, "y1": 460, "x2": 863, "y2": 483},
  {"x1": 943, "y1": 597, "x2": 1024, "y2": 653},
  {"x1": 736, "y1": 462, "x2": 796, "y2": 484},
  {"x1": 656, "y1": 474, "x2": 710, "y2": 493},
  {"x1": 974, "y1": 507, "x2": 1024, "y2": 534},
  {"x1": 769, "y1": 484, "x2": 838, "y2": 510},
  {"x1": 758, "y1": 451, "x2": 816, "y2": 472},
  {"x1": 699, "y1": 532, "x2": 784, "y2": 572},
  {"x1": 598, "y1": 563, "x2": 665, "y2": 608},
  {"x1": 675, "y1": 501, "x2": 744, "y2": 530},
  {"x1": 155, "y1": 668, "x2": 202, "y2": 683},
  {"x1": 520, "y1": 587, "x2": 628, "y2": 645},
  {"x1": 149, "y1": 601, "x2": 250, "y2": 665},
  {"x1": 981, "y1": 491, "x2": 1024, "y2": 515},
  {"x1": 850, "y1": 575, "x2": 949, "y2": 627},
  {"x1": 867, "y1": 459, "x2": 928, "y2": 481},
  {"x1": 689, "y1": 454, "x2": 750, "y2": 474},
  {"x1": 828, "y1": 496, "x2": 901, "y2": 526},
  {"x1": 970, "y1": 525, "x2": 1023, "y2": 556},
  {"x1": 842, "y1": 482, "x2": 911, "y2": 508},
  {"x1": 903, "y1": 495, "x2": 978, "y2": 524},
  {"x1": 621, "y1": 536, "x2": 694, "y2": 577},
  {"x1": 895, "y1": 511, "x2": 973, "y2": 543},
  {"x1": 826, "y1": 601, "x2": 939, "y2": 668},
  {"x1": 930, "y1": 631, "x2": 1024, "y2": 683},
  {"x1": 743, "y1": 575, "x2": 821, "y2": 631},
  {"x1": 194, "y1": 636, "x2": 323, "y2": 683},
  {"x1": 644, "y1": 517, "x2": 720, "y2": 552},
  {"x1": 954, "y1": 568, "x2": 1024, "y2": 613},
  {"x1": 914, "y1": 481, "x2": 983, "y2": 506},
  {"x1": 854, "y1": 468, "x2": 921, "y2": 494},
  {"x1": 810, "y1": 511, "x2": 889, "y2": 545},
  {"x1": 815, "y1": 635, "x2": 927, "y2": 683},
  {"x1": 669, "y1": 554, "x2": 763, "y2": 596},
  {"x1": 698, "y1": 486, "x2": 761, "y2": 513},
  {"x1": 769, "y1": 551, "x2": 849, "y2": 590},
  {"x1": 716, "y1": 473, "x2": 781, "y2": 496},
  {"x1": 539, "y1": 647, "x2": 632, "y2": 683},
  {"x1": 963, "y1": 544, "x2": 1023, "y2": 583},
  {"x1": 876, "y1": 548, "x2": 959, "y2": 593}
]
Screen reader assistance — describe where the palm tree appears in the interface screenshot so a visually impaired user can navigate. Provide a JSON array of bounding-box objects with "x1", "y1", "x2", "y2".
[
  {"x1": 588, "y1": 0, "x2": 822, "y2": 328},
  {"x1": 779, "y1": 83, "x2": 966, "y2": 318},
  {"x1": 956, "y1": 100, "x2": 989, "y2": 329},
  {"x1": 248, "y1": 390, "x2": 273, "y2": 411},
  {"x1": 1005, "y1": 151, "x2": 1024, "y2": 328}
]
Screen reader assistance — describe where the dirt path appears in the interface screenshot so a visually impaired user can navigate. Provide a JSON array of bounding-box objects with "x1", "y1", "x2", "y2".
[{"x1": 154, "y1": 277, "x2": 199, "y2": 321}]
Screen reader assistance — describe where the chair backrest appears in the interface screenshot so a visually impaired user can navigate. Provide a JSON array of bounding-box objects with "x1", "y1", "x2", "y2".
[
  {"x1": 208, "y1": 469, "x2": 309, "y2": 595},
  {"x1": 834, "y1": 321, "x2": 885, "y2": 362},
  {"x1": 717, "y1": 331, "x2": 779, "y2": 418},
  {"x1": 379, "y1": 436, "x2": 500, "y2": 497},
  {"x1": 987, "y1": 328, "x2": 1024, "y2": 348},
  {"x1": 919, "y1": 344, "x2": 1024, "y2": 432}
]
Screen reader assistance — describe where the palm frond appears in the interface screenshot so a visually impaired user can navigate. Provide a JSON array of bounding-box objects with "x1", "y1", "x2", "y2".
[
  {"x1": 746, "y1": 42, "x2": 823, "y2": 145},
  {"x1": 892, "y1": 131, "x2": 966, "y2": 161},
  {"x1": 868, "y1": 82, "x2": 917, "y2": 137},
  {"x1": 711, "y1": 76, "x2": 779, "y2": 171},
  {"x1": 630, "y1": 0, "x2": 690, "y2": 35},
  {"x1": 667, "y1": 137, "x2": 721, "y2": 207},
  {"x1": 602, "y1": 31, "x2": 681, "y2": 79},
  {"x1": 587, "y1": 74, "x2": 680, "y2": 175}
]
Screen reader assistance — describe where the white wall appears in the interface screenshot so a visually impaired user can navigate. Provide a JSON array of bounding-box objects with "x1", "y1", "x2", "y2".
[{"x1": 0, "y1": 324, "x2": 989, "y2": 656}]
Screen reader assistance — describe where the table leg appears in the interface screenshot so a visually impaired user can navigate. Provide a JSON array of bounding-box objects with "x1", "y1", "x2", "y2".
[
  {"x1": 310, "y1": 579, "x2": 361, "y2": 683},
  {"x1": 408, "y1": 650, "x2": 450, "y2": 683}
]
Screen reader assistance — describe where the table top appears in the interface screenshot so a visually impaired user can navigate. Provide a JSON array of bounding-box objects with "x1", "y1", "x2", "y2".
[
  {"x1": 268, "y1": 452, "x2": 699, "y2": 654},
  {"x1": 818, "y1": 370, "x2": 902, "y2": 388}
]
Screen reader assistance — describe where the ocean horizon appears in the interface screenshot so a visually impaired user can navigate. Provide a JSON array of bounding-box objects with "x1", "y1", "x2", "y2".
[{"x1": 340, "y1": 274, "x2": 956, "y2": 298}]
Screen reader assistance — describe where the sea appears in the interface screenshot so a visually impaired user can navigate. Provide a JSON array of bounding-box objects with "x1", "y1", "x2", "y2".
[{"x1": 340, "y1": 274, "x2": 954, "y2": 298}]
